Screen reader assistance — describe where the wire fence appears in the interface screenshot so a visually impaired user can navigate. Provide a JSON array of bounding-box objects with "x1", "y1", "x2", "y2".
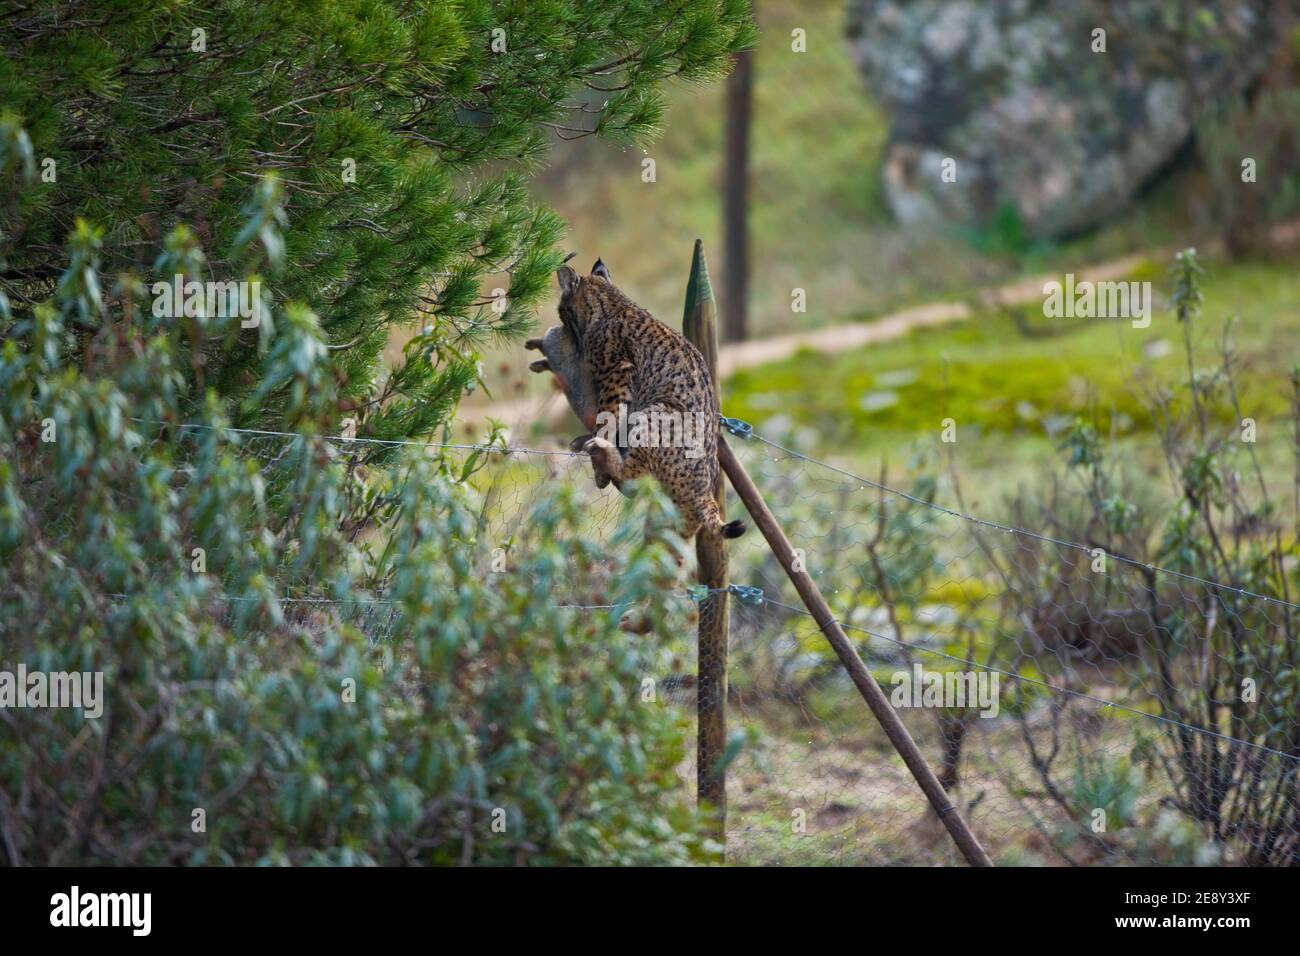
[
  {"x1": 720, "y1": 420, "x2": 1299, "y2": 866},
  {"x1": 132, "y1": 415, "x2": 1300, "y2": 866}
]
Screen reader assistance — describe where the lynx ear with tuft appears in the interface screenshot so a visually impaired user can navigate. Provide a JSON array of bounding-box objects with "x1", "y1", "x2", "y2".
[
  {"x1": 591, "y1": 258, "x2": 610, "y2": 280},
  {"x1": 557, "y1": 264, "x2": 580, "y2": 295}
]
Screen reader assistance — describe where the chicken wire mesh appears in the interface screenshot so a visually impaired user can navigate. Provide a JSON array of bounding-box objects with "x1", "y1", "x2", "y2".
[{"x1": 138, "y1": 420, "x2": 1300, "y2": 866}]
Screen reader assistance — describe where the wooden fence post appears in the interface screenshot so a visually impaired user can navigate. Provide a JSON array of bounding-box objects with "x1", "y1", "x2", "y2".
[
  {"x1": 716, "y1": 440, "x2": 995, "y2": 867},
  {"x1": 682, "y1": 240, "x2": 729, "y2": 850},
  {"x1": 683, "y1": 239, "x2": 989, "y2": 865}
]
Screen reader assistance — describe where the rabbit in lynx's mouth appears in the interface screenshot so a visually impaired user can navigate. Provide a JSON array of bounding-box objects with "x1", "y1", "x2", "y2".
[{"x1": 525, "y1": 303, "x2": 631, "y2": 497}]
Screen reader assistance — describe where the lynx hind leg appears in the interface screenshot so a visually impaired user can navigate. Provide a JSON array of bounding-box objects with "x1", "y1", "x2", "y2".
[
  {"x1": 679, "y1": 515, "x2": 704, "y2": 542},
  {"x1": 676, "y1": 502, "x2": 708, "y2": 544},
  {"x1": 682, "y1": 497, "x2": 747, "y2": 544}
]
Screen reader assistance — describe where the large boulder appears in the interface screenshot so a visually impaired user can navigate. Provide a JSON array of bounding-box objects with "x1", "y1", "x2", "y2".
[{"x1": 846, "y1": 0, "x2": 1282, "y2": 238}]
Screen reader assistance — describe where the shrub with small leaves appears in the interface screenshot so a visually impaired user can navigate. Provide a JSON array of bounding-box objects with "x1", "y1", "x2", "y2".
[{"x1": 0, "y1": 189, "x2": 708, "y2": 867}]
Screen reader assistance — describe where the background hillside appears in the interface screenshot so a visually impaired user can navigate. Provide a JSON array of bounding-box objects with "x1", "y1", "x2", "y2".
[
  {"x1": 530, "y1": 0, "x2": 1215, "y2": 336},
  {"x1": 470, "y1": 0, "x2": 1300, "y2": 491}
]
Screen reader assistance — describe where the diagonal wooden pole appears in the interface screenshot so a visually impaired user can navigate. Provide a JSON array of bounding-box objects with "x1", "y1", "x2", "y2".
[
  {"x1": 682, "y1": 240, "x2": 729, "y2": 851},
  {"x1": 717, "y1": 439, "x2": 995, "y2": 867}
]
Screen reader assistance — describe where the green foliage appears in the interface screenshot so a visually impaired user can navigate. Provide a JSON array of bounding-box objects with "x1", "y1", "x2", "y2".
[
  {"x1": 0, "y1": 213, "x2": 708, "y2": 864},
  {"x1": 1170, "y1": 247, "x2": 1205, "y2": 322},
  {"x1": 1071, "y1": 754, "x2": 1141, "y2": 831},
  {"x1": 0, "y1": 0, "x2": 754, "y2": 439},
  {"x1": 0, "y1": 0, "x2": 759, "y2": 865},
  {"x1": 1010, "y1": 252, "x2": 1300, "y2": 864},
  {"x1": 963, "y1": 203, "x2": 1045, "y2": 259}
]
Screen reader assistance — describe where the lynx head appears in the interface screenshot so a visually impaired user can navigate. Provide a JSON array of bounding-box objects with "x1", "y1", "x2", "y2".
[{"x1": 555, "y1": 257, "x2": 615, "y2": 351}]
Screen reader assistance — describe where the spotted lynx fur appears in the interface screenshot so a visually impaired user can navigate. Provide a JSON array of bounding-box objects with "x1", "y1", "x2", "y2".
[{"x1": 526, "y1": 259, "x2": 746, "y2": 544}]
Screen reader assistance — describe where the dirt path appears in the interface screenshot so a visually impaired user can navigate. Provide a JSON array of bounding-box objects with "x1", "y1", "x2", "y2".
[{"x1": 463, "y1": 223, "x2": 1299, "y2": 435}]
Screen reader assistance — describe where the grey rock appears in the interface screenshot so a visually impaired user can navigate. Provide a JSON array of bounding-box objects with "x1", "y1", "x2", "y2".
[{"x1": 846, "y1": 0, "x2": 1286, "y2": 238}]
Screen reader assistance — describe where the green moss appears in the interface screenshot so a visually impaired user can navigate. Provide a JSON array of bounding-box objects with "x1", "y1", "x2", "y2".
[{"x1": 724, "y1": 256, "x2": 1300, "y2": 467}]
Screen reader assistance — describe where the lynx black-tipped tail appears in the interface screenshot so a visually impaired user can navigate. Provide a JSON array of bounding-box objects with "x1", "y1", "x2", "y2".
[{"x1": 722, "y1": 519, "x2": 747, "y2": 539}]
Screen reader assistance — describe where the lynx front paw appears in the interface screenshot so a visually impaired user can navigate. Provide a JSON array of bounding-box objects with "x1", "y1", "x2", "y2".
[{"x1": 582, "y1": 436, "x2": 620, "y2": 489}]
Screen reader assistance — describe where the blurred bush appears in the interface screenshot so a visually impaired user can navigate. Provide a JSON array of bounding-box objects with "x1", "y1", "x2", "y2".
[
  {"x1": 1198, "y1": 88, "x2": 1300, "y2": 257},
  {"x1": 0, "y1": 179, "x2": 706, "y2": 865},
  {"x1": 0, "y1": 0, "x2": 761, "y2": 865}
]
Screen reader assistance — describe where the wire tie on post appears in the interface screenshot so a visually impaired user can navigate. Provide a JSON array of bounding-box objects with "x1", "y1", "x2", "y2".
[
  {"x1": 719, "y1": 415, "x2": 754, "y2": 440},
  {"x1": 727, "y1": 584, "x2": 765, "y2": 607},
  {"x1": 686, "y1": 584, "x2": 712, "y2": 604}
]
